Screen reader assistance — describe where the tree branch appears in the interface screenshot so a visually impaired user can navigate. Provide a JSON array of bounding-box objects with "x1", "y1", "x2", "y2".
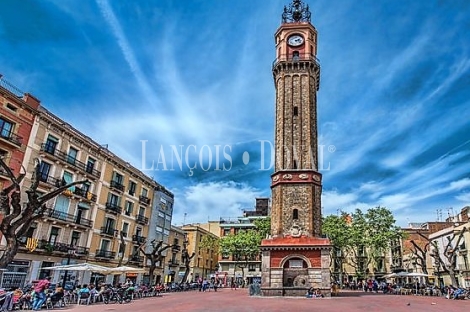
[{"x1": 37, "y1": 180, "x2": 88, "y2": 204}]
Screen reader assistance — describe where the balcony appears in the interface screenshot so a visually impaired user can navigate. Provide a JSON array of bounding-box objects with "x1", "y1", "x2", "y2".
[
  {"x1": 43, "y1": 208, "x2": 92, "y2": 228},
  {"x1": 100, "y1": 227, "x2": 117, "y2": 237},
  {"x1": 73, "y1": 187, "x2": 97, "y2": 202},
  {"x1": 33, "y1": 240, "x2": 89, "y2": 257},
  {"x1": 132, "y1": 235, "x2": 146, "y2": 244},
  {"x1": 0, "y1": 129, "x2": 22, "y2": 147},
  {"x1": 40, "y1": 143, "x2": 101, "y2": 179},
  {"x1": 38, "y1": 174, "x2": 62, "y2": 187},
  {"x1": 105, "y1": 202, "x2": 122, "y2": 214},
  {"x1": 135, "y1": 214, "x2": 149, "y2": 225},
  {"x1": 128, "y1": 255, "x2": 144, "y2": 265},
  {"x1": 110, "y1": 180, "x2": 125, "y2": 192},
  {"x1": 95, "y1": 250, "x2": 116, "y2": 259},
  {"x1": 139, "y1": 195, "x2": 151, "y2": 206},
  {"x1": 168, "y1": 260, "x2": 179, "y2": 267}
]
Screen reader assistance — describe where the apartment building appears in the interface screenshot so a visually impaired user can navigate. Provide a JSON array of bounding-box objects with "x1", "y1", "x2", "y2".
[
  {"x1": 0, "y1": 89, "x2": 173, "y2": 287},
  {"x1": 0, "y1": 76, "x2": 39, "y2": 190},
  {"x1": 181, "y1": 224, "x2": 219, "y2": 282},
  {"x1": 164, "y1": 226, "x2": 186, "y2": 284},
  {"x1": 218, "y1": 198, "x2": 270, "y2": 286}
]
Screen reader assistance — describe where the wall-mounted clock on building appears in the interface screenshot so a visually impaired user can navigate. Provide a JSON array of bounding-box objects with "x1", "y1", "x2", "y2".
[{"x1": 287, "y1": 34, "x2": 304, "y2": 47}]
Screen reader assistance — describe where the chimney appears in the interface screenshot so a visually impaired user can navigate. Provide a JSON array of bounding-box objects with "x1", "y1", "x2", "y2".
[{"x1": 23, "y1": 93, "x2": 41, "y2": 109}]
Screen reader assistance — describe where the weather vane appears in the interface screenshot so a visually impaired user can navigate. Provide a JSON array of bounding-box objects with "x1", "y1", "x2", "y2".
[{"x1": 282, "y1": 0, "x2": 311, "y2": 23}]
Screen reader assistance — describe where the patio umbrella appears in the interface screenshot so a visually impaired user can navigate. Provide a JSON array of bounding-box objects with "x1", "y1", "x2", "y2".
[
  {"x1": 41, "y1": 263, "x2": 111, "y2": 273},
  {"x1": 407, "y1": 273, "x2": 431, "y2": 294},
  {"x1": 382, "y1": 273, "x2": 398, "y2": 279},
  {"x1": 105, "y1": 266, "x2": 146, "y2": 275}
]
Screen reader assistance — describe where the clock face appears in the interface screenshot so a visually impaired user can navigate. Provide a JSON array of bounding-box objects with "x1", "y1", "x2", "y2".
[{"x1": 287, "y1": 35, "x2": 304, "y2": 47}]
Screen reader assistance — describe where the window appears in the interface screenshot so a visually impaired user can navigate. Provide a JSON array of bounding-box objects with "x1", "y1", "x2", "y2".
[
  {"x1": 71, "y1": 231, "x2": 80, "y2": 246},
  {"x1": 86, "y1": 157, "x2": 95, "y2": 174},
  {"x1": 49, "y1": 227, "x2": 60, "y2": 244},
  {"x1": 173, "y1": 238, "x2": 179, "y2": 246},
  {"x1": 100, "y1": 239, "x2": 110, "y2": 251},
  {"x1": 139, "y1": 207, "x2": 145, "y2": 217},
  {"x1": 160, "y1": 197, "x2": 167, "y2": 204},
  {"x1": 165, "y1": 214, "x2": 171, "y2": 221},
  {"x1": 104, "y1": 218, "x2": 115, "y2": 231},
  {"x1": 156, "y1": 226, "x2": 163, "y2": 233},
  {"x1": 112, "y1": 172, "x2": 123, "y2": 184},
  {"x1": 122, "y1": 223, "x2": 129, "y2": 237},
  {"x1": 38, "y1": 161, "x2": 51, "y2": 182},
  {"x1": 62, "y1": 171, "x2": 75, "y2": 191},
  {"x1": 141, "y1": 188, "x2": 148, "y2": 197},
  {"x1": 125, "y1": 201, "x2": 134, "y2": 216},
  {"x1": 293, "y1": 106, "x2": 298, "y2": 116},
  {"x1": 163, "y1": 229, "x2": 169, "y2": 236},
  {"x1": 54, "y1": 195, "x2": 70, "y2": 217},
  {"x1": 0, "y1": 117, "x2": 13, "y2": 139},
  {"x1": 293, "y1": 209, "x2": 299, "y2": 220},
  {"x1": 135, "y1": 227, "x2": 142, "y2": 237},
  {"x1": 293, "y1": 51, "x2": 300, "y2": 61},
  {"x1": 67, "y1": 147, "x2": 78, "y2": 165},
  {"x1": 158, "y1": 212, "x2": 165, "y2": 218},
  {"x1": 44, "y1": 135, "x2": 58, "y2": 154},
  {"x1": 129, "y1": 181, "x2": 136, "y2": 196},
  {"x1": 6, "y1": 103, "x2": 18, "y2": 112},
  {"x1": 107, "y1": 193, "x2": 120, "y2": 205},
  {"x1": 248, "y1": 264, "x2": 257, "y2": 272},
  {"x1": 223, "y1": 229, "x2": 230, "y2": 236}
]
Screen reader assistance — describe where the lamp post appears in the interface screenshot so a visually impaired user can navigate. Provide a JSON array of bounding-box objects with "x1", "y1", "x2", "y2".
[{"x1": 62, "y1": 249, "x2": 75, "y2": 288}]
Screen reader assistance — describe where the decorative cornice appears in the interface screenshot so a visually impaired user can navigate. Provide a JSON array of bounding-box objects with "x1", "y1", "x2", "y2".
[{"x1": 271, "y1": 170, "x2": 322, "y2": 187}]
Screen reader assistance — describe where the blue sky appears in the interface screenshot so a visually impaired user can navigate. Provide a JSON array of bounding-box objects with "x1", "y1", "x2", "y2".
[{"x1": 1, "y1": 0, "x2": 469, "y2": 227}]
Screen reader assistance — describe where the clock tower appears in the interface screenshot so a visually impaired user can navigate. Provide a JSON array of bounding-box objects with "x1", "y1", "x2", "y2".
[{"x1": 260, "y1": 0, "x2": 331, "y2": 296}]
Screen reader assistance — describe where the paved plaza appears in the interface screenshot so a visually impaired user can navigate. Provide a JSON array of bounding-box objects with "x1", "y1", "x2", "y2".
[{"x1": 63, "y1": 290, "x2": 469, "y2": 312}]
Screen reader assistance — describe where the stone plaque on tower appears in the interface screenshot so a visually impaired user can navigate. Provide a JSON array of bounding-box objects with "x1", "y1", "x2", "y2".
[{"x1": 260, "y1": 0, "x2": 331, "y2": 297}]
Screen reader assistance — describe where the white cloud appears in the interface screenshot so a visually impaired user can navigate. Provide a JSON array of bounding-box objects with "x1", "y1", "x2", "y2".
[{"x1": 171, "y1": 181, "x2": 263, "y2": 226}]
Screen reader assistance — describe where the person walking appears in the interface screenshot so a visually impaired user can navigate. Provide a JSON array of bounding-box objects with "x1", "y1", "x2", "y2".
[{"x1": 32, "y1": 276, "x2": 51, "y2": 311}]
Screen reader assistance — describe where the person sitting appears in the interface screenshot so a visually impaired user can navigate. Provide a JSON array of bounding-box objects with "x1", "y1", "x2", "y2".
[
  {"x1": 306, "y1": 287, "x2": 315, "y2": 298},
  {"x1": 314, "y1": 288, "x2": 324, "y2": 298},
  {"x1": 49, "y1": 286, "x2": 64, "y2": 307}
]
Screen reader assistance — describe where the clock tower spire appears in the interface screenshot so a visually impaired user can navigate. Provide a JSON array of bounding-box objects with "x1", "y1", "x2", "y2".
[{"x1": 260, "y1": 0, "x2": 331, "y2": 296}]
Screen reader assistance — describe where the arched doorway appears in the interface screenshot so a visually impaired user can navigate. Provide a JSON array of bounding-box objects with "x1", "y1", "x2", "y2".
[{"x1": 282, "y1": 257, "x2": 309, "y2": 287}]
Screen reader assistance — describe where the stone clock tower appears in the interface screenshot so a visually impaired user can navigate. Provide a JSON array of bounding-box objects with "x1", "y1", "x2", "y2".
[{"x1": 260, "y1": 0, "x2": 331, "y2": 296}]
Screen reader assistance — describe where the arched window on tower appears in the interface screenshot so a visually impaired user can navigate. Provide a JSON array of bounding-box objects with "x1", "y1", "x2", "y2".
[
  {"x1": 293, "y1": 209, "x2": 299, "y2": 220},
  {"x1": 293, "y1": 51, "x2": 300, "y2": 62},
  {"x1": 293, "y1": 106, "x2": 298, "y2": 116}
]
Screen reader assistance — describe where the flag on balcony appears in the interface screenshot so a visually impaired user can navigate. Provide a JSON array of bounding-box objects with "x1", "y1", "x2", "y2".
[{"x1": 26, "y1": 237, "x2": 38, "y2": 252}]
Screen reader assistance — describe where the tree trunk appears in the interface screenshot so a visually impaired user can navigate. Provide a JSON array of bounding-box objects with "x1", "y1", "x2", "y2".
[
  {"x1": 0, "y1": 235, "x2": 18, "y2": 268},
  {"x1": 448, "y1": 268, "x2": 459, "y2": 287},
  {"x1": 148, "y1": 262, "x2": 156, "y2": 286},
  {"x1": 182, "y1": 264, "x2": 190, "y2": 283}
]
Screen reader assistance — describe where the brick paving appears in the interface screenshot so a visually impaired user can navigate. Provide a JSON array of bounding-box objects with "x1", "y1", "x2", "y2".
[{"x1": 64, "y1": 290, "x2": 468, "y2": 312}]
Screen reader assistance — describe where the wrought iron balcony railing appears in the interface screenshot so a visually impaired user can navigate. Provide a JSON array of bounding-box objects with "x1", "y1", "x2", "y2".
[
  {"x1": 0, "y1": 129, "x2": 22, "y2": 147},
  {"x1": 110, "y1": 180, "x2": 125, "y2": 192},
  {"x1": 128, "y1": 255, "x2": 144, "y2": 263},
  {"x1": 43, "y1": 208, "x2": 92, "y2": 228},
  {"x1": 40, "y1": 143, "x2": 101, "y2": 179},
  {"x1": 73, "y1": 187, "x2": 97, "y2": 202},
  {"x1": 100, "y1": 227, "x2": 117, "y2": 237},
  {"x1": 95, "y1": 250, "x2": 116, "y2": 259},
  {"x1": 135, "y1": 214, "x2": 149, "y2": 225},
  {"x1": 132, "y1": 235, "x2": 146, "y2": 244},
  {"x1": 33, "y1": 239, "x2": 89, "y2": 256},
  {"x1": 139, "y1": 195, "x2": 151, "y2": 205},
  {"x1": 105, "y1": 202, "x2": 122, "y2": 214}
]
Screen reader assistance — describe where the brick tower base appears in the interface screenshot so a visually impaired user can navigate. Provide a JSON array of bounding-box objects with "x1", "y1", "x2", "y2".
[{"x1": 260, "y1": 236, "x2": 331, "y2": 297}]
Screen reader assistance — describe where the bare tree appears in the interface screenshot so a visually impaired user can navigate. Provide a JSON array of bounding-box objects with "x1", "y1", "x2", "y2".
[
  {"x1": 139, "y1": 239, "x2": 173, "y2": 285},
  {"x1": 409, "y1": 231, "x2": 431, "y2": 283},
  {"x1": 0, "y1": 158, "x2": 87, "y2": 268},
  {"x1": 430, "y1": 227, "x2": 467, "y2": 287},
  {"x1": 180, "y1": 235, "x2": 195, "y2": 284}
]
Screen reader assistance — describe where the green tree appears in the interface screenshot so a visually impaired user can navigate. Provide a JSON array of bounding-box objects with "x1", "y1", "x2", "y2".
[
  {"x1": 219, "y1": 217, "x2": 270, "y2": 286},
  {"x1": 322, "y1": 207, "x2": 402, "y2": 281}
]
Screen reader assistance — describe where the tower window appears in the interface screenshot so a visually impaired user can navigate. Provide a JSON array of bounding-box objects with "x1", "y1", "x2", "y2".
[
  {"x1": 293, "y1": 51, "x2": 300, "y2": 62},
  {"x1": 293, "y1": 160, "x2": 297, "y2": 169},
  {"x1": 293, "y1": 209, "x2": 299, "y2": 220},
  {"x1": 293, "y1": 106, "x2": 298, "y2": 116}
]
